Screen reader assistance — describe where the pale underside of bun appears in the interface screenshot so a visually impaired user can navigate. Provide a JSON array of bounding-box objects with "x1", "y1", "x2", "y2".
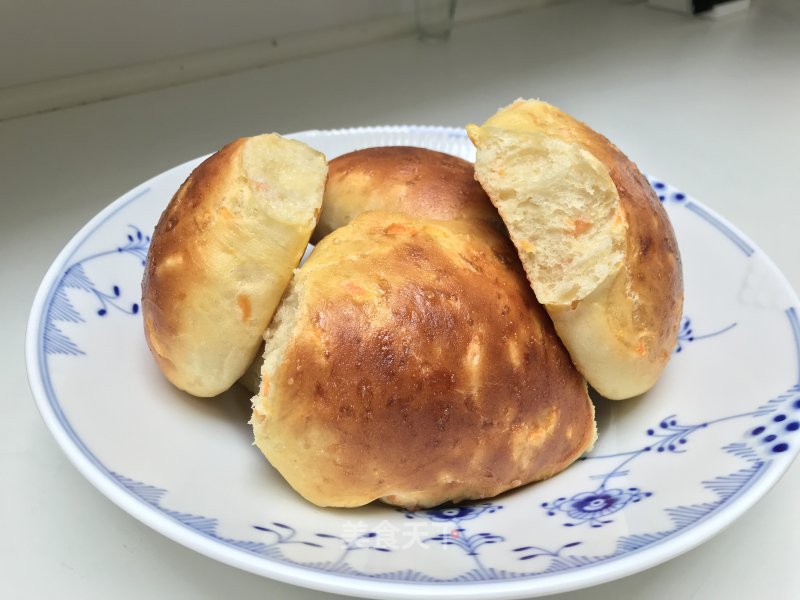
[
  {"x1": 468, "y1": 99, "x2": 683, "y2": 400},
  {"x1": 251, "y1": 211, "x2": 596, "y2": 509},
  {"x1": 312, "y1": 146, "x2": 501, "y2": 244},
  {"x1": 142, "y1": 133, "x2": 326, "y2": 397}
]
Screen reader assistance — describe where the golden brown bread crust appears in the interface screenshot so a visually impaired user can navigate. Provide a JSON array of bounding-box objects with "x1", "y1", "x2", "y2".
[
  {"x1": 469, "y1": 100, "x2": 683, "y2": 399},
  {"x1": 143, "y1": 134, "x2": 326, "y2": 397},
  {"x1": 143, "y1": 140, "x2": 243, "y2": 391},
  {"x1": 312, "y1": 146, "x2": 501, "y2": 243},
  {"x1": 252, "y1": 211, "x2": 595, "y2": 509}
]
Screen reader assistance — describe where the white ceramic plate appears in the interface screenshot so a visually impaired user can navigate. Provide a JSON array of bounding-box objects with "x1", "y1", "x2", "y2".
[{"x1": 27, "y1": 126, "x2": 800, "y2": 599}]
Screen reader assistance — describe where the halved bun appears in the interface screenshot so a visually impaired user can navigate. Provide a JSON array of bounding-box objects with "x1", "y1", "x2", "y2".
[
  {"x1": 311, "y1": 146, "x2": 501, "y2": 243},
  {"x1": 142, "y1": 133, "x2": 327, "y2": 397},
  {"x1": 468, "y1": 100, "x2": 683, "y2": 399},
  {"x1": 251, "y1": 211, "x2": 595, "y2": 509}
]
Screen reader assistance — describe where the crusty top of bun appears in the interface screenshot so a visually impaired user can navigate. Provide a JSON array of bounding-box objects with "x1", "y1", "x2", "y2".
[
  {"x1": 311, "y1": 146, "x2": 501, "y2": 243},
  {"x1": 468, "y1": 100, "x2": 683, "y2": 400},
  {"x1": 251, "y1": 211, "x2": 595, "y2": 509},
  {"x1": 143, "y1": 133, "x2": 326, "y2": 397}
]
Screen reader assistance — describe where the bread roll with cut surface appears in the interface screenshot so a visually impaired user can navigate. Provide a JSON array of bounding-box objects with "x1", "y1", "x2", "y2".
[
  {"x1": 251, "y1": 211, "x2": 596, "y2": 509},
  {"x1": 311, "y1": 146, "x2": 501, "y2": 243},
  {"x1": 142, "y1": 134, "x2": 327, "y2": 397},
  {"x1": 467, "y1": 100, "x2": 683, "y2": 400}
]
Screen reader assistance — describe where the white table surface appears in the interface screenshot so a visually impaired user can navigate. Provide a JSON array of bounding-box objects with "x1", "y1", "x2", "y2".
[{"x1": 3, "y1": 1, "x2": 799, "y2": 598}]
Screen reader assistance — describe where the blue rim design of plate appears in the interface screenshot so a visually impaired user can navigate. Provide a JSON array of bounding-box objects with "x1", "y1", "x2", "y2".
[{"x1": 26, "y1": 126, "x2": 800, "y2": 599}]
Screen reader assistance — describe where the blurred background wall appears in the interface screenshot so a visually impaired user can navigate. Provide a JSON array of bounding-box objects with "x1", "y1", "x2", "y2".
[{"x1": 0, "y1": 0, "x2": 551, "y2": 120}]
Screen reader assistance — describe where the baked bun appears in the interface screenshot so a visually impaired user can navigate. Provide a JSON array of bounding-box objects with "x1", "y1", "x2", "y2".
[
  {"x1": 143, "y1": 133, "x2": 327, "y2": 397},
  {"x1": 467, "y1": 99, "x2": 683, "y2": 400},
  {"x1": 251, "y1": 211, "x2": 595, "y2": 509},
  {"x1": 311, "y1": 146, "x2": 501, "y2": 243}
]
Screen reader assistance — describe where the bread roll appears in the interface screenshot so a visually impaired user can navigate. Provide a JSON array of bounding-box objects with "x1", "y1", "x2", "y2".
[
  {"x1": 311, "y1": 146, "x2": 501, "y2": 243},
  {"x1": 251, "y1": 211, "x2": 596, "y2": 509},
  {"x1": 142, "y1": 133, "x2": 327, "y2": 397},
  {"x1": 467, "y1": 99, "x2": 683, "y2": 400}
]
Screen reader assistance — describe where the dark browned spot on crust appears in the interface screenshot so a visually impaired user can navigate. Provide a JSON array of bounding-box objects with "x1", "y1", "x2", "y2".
[{"x1": 639, "y1": 235, "x2": 652, "y2": 257}]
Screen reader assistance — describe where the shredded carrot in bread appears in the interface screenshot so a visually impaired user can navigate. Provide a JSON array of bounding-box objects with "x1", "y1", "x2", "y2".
[
  {"x1": 342, "y1": 280, "x2": 367, "y2": 296},
  {"x1": 384, "y1": 222, "x2": 412, "y2": 235},
  {"x1": 573, "y1": 219, "x2": 591, "y2": 236},
  {"x1": 237, "y1": 293, "x2": 251, "y2": 321}
]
